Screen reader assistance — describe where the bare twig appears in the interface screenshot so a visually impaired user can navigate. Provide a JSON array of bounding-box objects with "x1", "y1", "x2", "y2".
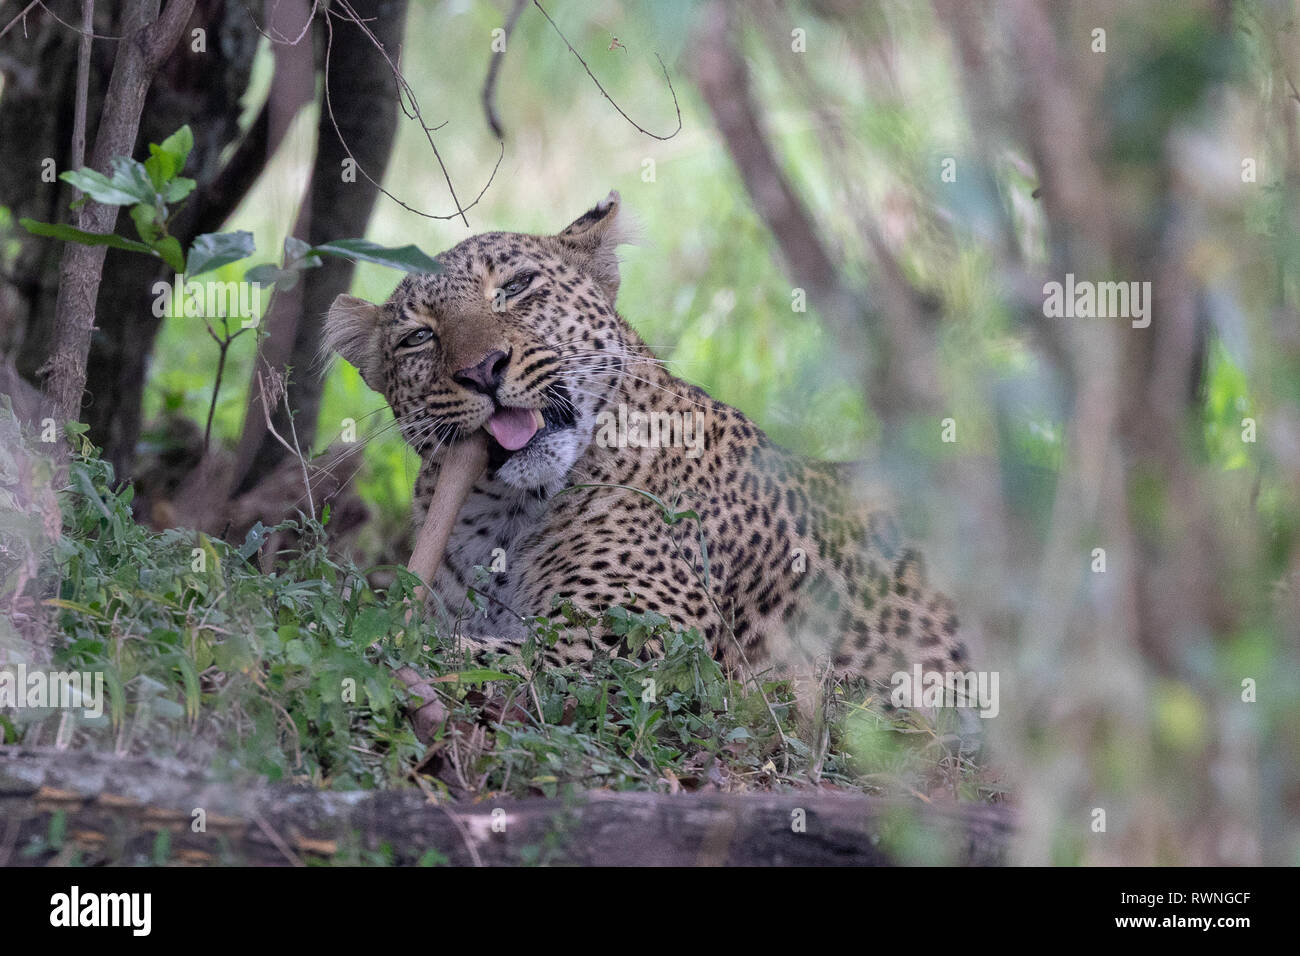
[
  {"x1": 482, "y1": 0, "x2": 527, "y2": 139},
  {"x1": 255, "y1": 366, "x2": 315, "y2": 520},
  {"x1": 532, "y1": 0, "x2": 682, "y2": 141},
  {"x1": 431, "y1": 802, "x2": 484, "y2": 868},
  {"x1": 241, "y1": 0, "x2": 318, "y2": 46},
  {"x1": 200, "y1": 316, "x2": 251, "y2": 452},
  {"x1": 690, "y1": 3, "x2": 877, "y2": 389},
  {"x1": 323, "y1": 1, "x2": 504, "y2": 225},
  {"x1": 0, "y1": 0, "x2": 119, "y2": 39},
  {"x1": 1, "y1": 1, "x2": 38, "y2": 40},
  {"x1": 252, "y1": 811, "x2": 306, "y2": 867},
  {"x1": 140, "y1": 0, "x2": 197, "y2": 65}
]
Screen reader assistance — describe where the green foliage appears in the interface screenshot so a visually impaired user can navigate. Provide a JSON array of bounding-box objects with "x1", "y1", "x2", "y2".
[
  {"x1": 21, "y1": 122, "x2": 444, "y2": 478},
  {"x1": 23, "y1": 124, "x2": 205, "y2": 273},
  {"x1": 242, "y1": 236, "x2": 323, "y2": 291},
  {"x1": 21, "y1": 124, "x2": 439, "y2": 294},
  {"x1": 1203, "y1": 341, "x2": 1254, "y2": 472},
  {"x1": 47, "y1": 450, "x2": 425, "y2": 787},
  {"x1": 15, "y1": 434, "x2": 988, "y2": 806}
]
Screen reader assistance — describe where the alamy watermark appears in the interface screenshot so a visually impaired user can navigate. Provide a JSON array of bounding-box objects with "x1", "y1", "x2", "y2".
[
  {"x1": 151, "y1": 274, "x2": 262, "y2": 326},
  {"x1": 50, "y1": 886, "x2": 151, "y2": 936},
  {"x1": 0, "y1": 664, "x2": 104, "y2": 719},
  {"x1": 594, "y1": 403, "x2": 706, "y2": 458},
  {"x1": 890, "y1": 664, "x2": 1000, "y2": 718},
  {"x1": 1042, "y1": 273, "x2": 1151, "y2": 328}
]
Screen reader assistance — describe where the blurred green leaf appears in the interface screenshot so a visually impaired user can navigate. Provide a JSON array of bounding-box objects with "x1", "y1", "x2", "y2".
[
  {"x1": 20, "y1": 218, "x2": 154, "y2": 256},
  {"x1": 187, "y1": 230, "x2": 256, "y2": 277},
  {"x1": 312, "y1": 239, "x2": 440, "y2": 274}
]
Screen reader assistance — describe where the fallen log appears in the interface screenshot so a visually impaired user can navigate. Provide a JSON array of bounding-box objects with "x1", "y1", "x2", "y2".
[{"x1": 0, "y1": 747, "x2": 1013, "y2": 866}]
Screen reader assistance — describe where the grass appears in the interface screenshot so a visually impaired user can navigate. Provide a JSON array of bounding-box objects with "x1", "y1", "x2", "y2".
[{"x1": 2, "y1": 424, "x2": 1001, "y2": 811}]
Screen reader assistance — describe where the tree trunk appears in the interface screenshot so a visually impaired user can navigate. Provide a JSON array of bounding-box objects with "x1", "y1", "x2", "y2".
[
  {"x1": 40, "y1": 0, "x2": 199, "y2": 429},
  {"x1": 80, "y1": 1, "x2": 262, "y2": 481},
  {"x1": 0, "y1": 8, "x2": 100, "y2": 378},
  {"x1": 3, "y1": 2, "x2": 263, "y2": 480},
  {"x1": 230, "y1": 0, "x2": 407, "y2": 497},
  {"x1": 0, "y1": 747, "x2": 1014, "y2": 866}
]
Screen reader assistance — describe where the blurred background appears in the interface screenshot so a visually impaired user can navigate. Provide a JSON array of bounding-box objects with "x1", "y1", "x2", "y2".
[{"x1": 1, "y1": 0, "x2": 1298, "y2": 864}]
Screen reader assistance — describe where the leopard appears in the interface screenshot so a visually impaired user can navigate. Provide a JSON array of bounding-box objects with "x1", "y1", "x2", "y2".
[{"x1": 324, "y1": 191, "x2": 972, "y2": 709}]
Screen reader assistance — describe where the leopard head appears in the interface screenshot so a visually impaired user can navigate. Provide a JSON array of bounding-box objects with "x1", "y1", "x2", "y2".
[{"x1": 324, "y1": 191, "x2": 634, "y2": 495}]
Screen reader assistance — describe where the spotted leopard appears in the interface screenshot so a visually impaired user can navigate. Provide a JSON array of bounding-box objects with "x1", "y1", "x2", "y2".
[{"x1": 325, "y1": 192, "x2": 970, "y2": 695}]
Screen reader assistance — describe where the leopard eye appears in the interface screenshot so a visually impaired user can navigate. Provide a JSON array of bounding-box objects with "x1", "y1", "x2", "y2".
[
  {"x1": 499, "y1": 272, "x2": 536, "y2": 298},
  {"x1": 397, "y1": 327, "x2": 434, "y2": 349}
]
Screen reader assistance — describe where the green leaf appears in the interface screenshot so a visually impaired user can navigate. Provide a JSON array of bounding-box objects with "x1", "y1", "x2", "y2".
[
  {"x1": 238, "y1": 521, "x2": 268, "y2": 560},
  {"x1": 186, "y1": 231, "x2": 256, "y2": 277},
  {"x1": 243, "y1": 237, "x2": 323, "y2": 290},
  {"x1": 348, "y1": 606, "x2": 391, "y2": 646},
  {"x1": 161, "y1": 176, "x2": 196, "y2": 203},
  {"x1": 48, "y1": 810, "x2": 67, "y2": 850},
  {"x1": 363, "y1": 675, "x2": 394, "y2": 710},
  {"x1": 60, "y1": 155, "x2": 159, "y2": 209},
  {"x1": 19, "y1": 218, "x2": 154, "y2": 256},
  {"x1": 152, "y1": 828, "x2": 171, "y2": 865},
  {"x1": 110, "y1": 156, "x2": 157, "y2": 199},
  {"x1": 150, "y1": 236, "x2": 185, "y2": 273},
  {"x1": 244, "y1": 263, "x2": 300, "y2": 291},
  {"x1": 102, "y1": 664, "x2": 126, "y2": 726},
  {"x1": 312, "y1": 239, "x2": 440, "y2": 274},
  {"x1": 285, "y1": 639, "x2": 314, "y2": 667},
  {"x1": 60, "y1": 169, "x2": 143, "y2": 206},
  {"x1": 283, "y1": 235, "x2": 316, "y2": 263},
  {"x1": 143, "y1": 154, "x2": 171, "y2": 192},
  {"x1": 144, "y1": 125, "x2": 194, "y2": 187},
  {"x1": 157, "y1": 125, "x2": 194, "y2": 166},
  {"x1": 129, "y1": 203, "x2": 161, "y2": 243},
  {"x1": 171, "y1": 653, "x2": 201, "y2": 721}
]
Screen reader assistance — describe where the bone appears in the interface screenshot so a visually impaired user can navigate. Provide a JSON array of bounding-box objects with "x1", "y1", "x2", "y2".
[
  {"x1": 396, "y1": 431, "x2": 489, "y2": 745},
  {"x1": 405, "y1": 431, "x2": 489, "y2": 597}
]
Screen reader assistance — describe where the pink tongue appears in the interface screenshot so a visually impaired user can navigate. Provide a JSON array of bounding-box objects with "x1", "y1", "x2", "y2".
[{"x1": 486, "y1": 407, "x2": 539, "y2": 451}]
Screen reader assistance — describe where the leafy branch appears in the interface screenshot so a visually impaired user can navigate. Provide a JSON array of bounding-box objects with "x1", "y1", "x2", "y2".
[
  {"x1": 21, "y1": 124, "x2": 442, "y2": 449},
  {"x1": 22, "y1": 125, "x2": 253, "y2": 275}
]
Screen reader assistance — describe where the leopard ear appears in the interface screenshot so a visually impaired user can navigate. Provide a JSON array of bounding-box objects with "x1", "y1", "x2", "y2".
[
  {"x1": 555, "y1": 190, "x2": 628, "y2": 302},
  {"x1": 323, "y1": 294, "x2": 385, "y2": 392}
]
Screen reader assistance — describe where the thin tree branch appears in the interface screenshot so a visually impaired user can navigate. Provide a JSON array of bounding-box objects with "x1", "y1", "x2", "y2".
[
  {"x1": 2, "y1": 0, "x2": 121, "y2": 40},
  {"x1": 240, "y1": 0, "x2": 319, "y2": 46},
  {"x1": 323, "y1": 0, "x2": 503, "y2": 225},
  {"x1": 255, "y1": 367, "x2": 315, "y2": 520},
  {"x1": 142, "y1": 0, "x2": 199, "y2": 67},
  {"x1": 0, "y1": 1, "x2": 40, "y2": 41},
  {"x1": 532, "y1": 0, "x2": 682, "y2": 141},
  {"x1": 482, "y1": 0, "x2": 527, "y2": 139}
]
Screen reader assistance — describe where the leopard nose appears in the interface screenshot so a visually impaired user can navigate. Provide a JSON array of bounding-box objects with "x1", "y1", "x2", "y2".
[{"x1": 452, "y1": 349, "x2": 510, "y2": 394}]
